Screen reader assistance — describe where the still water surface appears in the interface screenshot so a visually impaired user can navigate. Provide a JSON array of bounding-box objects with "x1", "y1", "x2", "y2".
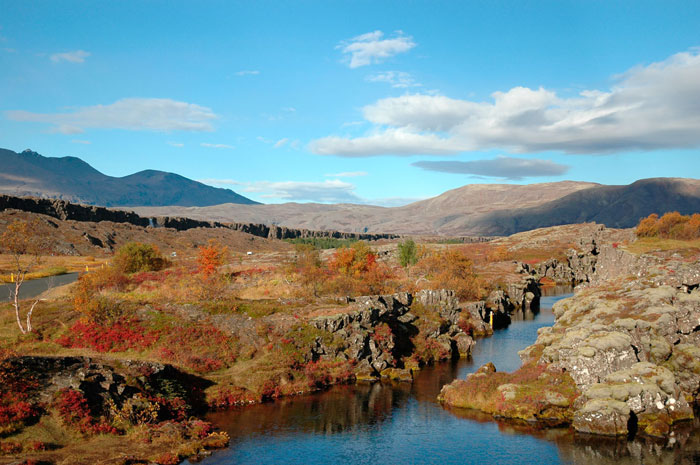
[{"x1": 190, "y1": 290, "x2": 700, "y2": 465}]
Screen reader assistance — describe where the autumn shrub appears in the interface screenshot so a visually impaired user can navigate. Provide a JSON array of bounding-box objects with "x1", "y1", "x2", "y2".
[
  {"x1": 72, "y1": 266, "x2": 129, "y2": 323},
  {"x1": 416, "y1": 249, "x2": 486, "y2": 300},
  {"x1": 0, "y1": 441, "x2": 22, "y2": 454},
  {"x1": 0, "y1": 362, "x2": 41, "y2": 437},
  {"x1": 157, "y1": 324, "x2": 238, "y2": 373},
  {"x1": 636, "y1": 212, "x2": 700, "y2": 240},
  {"x1": 114, "y1": 242, "x2": 168, "y2": 274},
  {"x1": 152, "y1": 452, "x2": 180, "y2": 465},
  {"x1": 197, "y1": 240, "x2": 227, "y2": 277},
  {"x1": 55, "y1": 388, "x2": 118, "y2": 435},
  {"x1": 56, "y1": 318, "x2": 159, "y2": 353},
  {"x1": 324, "y1": 242, "x2": 395, "y2": 296}
]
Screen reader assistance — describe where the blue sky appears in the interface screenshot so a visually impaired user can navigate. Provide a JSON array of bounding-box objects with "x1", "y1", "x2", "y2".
[{"x1": 1, "y1": 0, "x2": 699, "y2": 205}]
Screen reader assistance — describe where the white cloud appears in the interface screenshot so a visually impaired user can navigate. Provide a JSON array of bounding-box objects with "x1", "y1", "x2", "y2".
[
  {"x1": 243, "y1": 179, "x2": 361, "y2": 203},
  {"x1": 412, "y1": 156, "x2": 570, "y2": 180},
  {"x1": 71, "y1": 139, "x2": 91, "y2": 145},
  {"x1": 201, "y1": 143, "x2": 234, "y2": 149},
  {"x1": 282, "y1": 107, "x2": 296, "y2": 112},
  {"x1": 198, "y1": 178, "x2": 243, "y2": 186},
  {"x1": 366, "y1": 71, "x2": 421, "y2": 88},
  {"x1": 167, "y1": 141, "x2": 184, "y2": 147},
  {"x1": 312, "y1": 49, "x2": 700, "y2": 156},
  {"x1": 337, "y1": 30, "x2": 416, "y2": 68},
  {"x1": 50, "y1": 50, "x2": 90, "y2": 63},
  {"x1": 324, "y1": 171, "x2": 368, "y2": 177},
  {"x1": 310, "y1": 127, "x2": 466, "y2": 157},
  {"x1": 235, "y1": 70, "x2": 260, "y2": 76},
  {"x1": 273, "y1": 138, "x2": 289, "y2": 148},
  {"x1": 7, "y1": 98, "x2": 217, "y2": 133}
]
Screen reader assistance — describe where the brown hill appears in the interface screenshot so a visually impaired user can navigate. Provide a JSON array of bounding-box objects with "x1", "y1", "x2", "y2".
[
  {"x1": 132, "y1": 181, "x2": 600, "y2": 235},
  {"x1": 132, "y1": 178, "x2": 700, "y2": 236}
]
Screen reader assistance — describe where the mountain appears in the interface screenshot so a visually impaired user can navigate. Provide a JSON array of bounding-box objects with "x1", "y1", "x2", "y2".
[
  {"x1": 470, "y1": 178, "x2": 700, "y2": 235},
  {"x1": 132, "y1": 178, "x2": 700, "y2": 236},
  {"x1": 0, "y1": 148, "x2": 258, "y2": 206}
]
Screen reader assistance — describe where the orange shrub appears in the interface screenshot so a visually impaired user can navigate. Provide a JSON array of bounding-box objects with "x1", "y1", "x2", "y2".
[
  {"x1": 416, "y1": 249, "x2": 485, "y2": 300},
  {"x1": 636, "y1": 212, "x2": 700, "y2": 240}
]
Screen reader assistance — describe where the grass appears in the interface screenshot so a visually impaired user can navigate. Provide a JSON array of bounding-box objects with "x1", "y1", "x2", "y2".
[{"x1": 624, "y1": 237, "x2": 700, "y2": 256}]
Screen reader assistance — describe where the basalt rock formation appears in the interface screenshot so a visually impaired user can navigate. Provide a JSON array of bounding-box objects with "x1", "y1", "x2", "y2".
[
  {"x1": 0, "y1": 194, "x2": 399, "y2": 242},
  {"x1": 440, "y1": 228, "x2": 700, "y2": 441}
]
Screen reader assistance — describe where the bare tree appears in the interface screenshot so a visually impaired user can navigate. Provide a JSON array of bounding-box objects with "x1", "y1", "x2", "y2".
[{"x1": 1, "y1": 219, "x2": 49, "y2": 333}]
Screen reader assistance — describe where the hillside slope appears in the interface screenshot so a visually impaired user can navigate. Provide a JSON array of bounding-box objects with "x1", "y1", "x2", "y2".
[{"x1": 0, "y1": 148, "x2": 258, "y2": 207}]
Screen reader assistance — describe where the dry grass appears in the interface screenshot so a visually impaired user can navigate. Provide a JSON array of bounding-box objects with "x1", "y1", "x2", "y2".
[{"x1": 624, "y1": 237, "x2": 700, "y2": 256}]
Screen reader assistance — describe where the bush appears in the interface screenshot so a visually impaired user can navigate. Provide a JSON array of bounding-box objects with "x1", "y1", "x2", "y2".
[
  {"x1": 416, "y1": 249, "x2": 485, "y2": 300},
  {"x1": 636, "y1": 212, "x2": 700, "y2": 240},
  {"x1": 397, "y1": 239, "x2": 418, "y2": 268},
  {"x1": 114, "y1": 242, "x2": 167, "y2": 274},
  {"x1": 72, "y1": 267, "x2": 129, "y2": 323}
]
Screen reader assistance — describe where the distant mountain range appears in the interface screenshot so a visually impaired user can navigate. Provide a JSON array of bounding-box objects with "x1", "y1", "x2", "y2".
[
  {"x1": 0, "y1": 148, "x2": 257, "y2": 207},
  {"x1": 133, "y1": 178, "x2": 700, "y2": 236},
  {"x1": 1, "y1": 148, "x2": 698, "y2": 236}
]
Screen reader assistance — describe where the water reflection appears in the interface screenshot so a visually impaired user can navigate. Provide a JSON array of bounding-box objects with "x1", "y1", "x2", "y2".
[{"x1": 192, "y1": 290, "x2": 700, "y2": 465}]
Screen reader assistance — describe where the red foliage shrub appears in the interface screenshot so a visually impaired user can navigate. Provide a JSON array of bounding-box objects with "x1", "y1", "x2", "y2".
[
  {"x1": 303, "y1": 359, "x2": 356, "y2": 390},
  {"x1": 158, "y1": 324, "x2": 238, "y2": 373},
  {"x1": 371, "y1": 323, "x2": 393, "y2": 344},
  {"x1": 153, "y1": 452, "x2": 180, "y2": 465},
  {"x1": 55, "y1": 388, "x2": 118, "y2": 435},
  {"x1": 0, "y1": 441, "x2": 22, "y2": 454},
  {"x1": 208, "y1": 386, "x2": 259, "y2": 409},
  {"x1": 56, "y1": 319, "x2": 159, "y2": 353}
]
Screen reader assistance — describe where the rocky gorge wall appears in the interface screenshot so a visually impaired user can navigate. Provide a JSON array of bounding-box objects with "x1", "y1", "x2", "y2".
[{"x1": 0, "y1": 194, "x2": 399, "y2": 241}]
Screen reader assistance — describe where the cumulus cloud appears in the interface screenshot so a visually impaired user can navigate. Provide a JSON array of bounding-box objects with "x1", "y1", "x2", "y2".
[
  {"x1": 338, "y1": 30, "x2": 416, "y2": 68},
  {"x1": 50, "y1": 50, "x2": 90, "y2": 63},
  {"x1": 7, "y1": 98, "x2": 217, "y2": 133},
  {"x1": 366, "y1": 71, "x2": 421, "y2": 88},
  {"x1": 412, "y1": 156, "x2": 570, "y2": 180},
  {"x1": 311, "y1": 127, "x2": 466, "y2": 156},
  {"x1": 324, "y1": 171, "x2": 368, "y2": 177},
  {"x1": 312, "y1": 49, "x2": 700, "y2": 156},
  {"x1": 201, "y1": 143, "x2": 234, "y2": 149},
  {"x1": 243, "y1": 179, "x2": 361, "y2": 203}
]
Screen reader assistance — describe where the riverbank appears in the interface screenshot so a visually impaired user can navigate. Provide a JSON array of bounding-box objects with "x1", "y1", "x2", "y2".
[{"x1": 440, "y1": 236, "x2": 700, "y2": 441}]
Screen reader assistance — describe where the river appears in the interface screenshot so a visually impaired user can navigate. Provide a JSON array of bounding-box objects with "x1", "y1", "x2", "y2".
[
  {"x1": 187, "y1": 289, "x2": 700, "y2": 465},
  {"x1": 0, "y1": 272, "x2": 79, "y2": 303}
]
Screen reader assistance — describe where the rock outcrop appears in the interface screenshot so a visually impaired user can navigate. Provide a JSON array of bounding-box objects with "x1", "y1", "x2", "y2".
[
  {"x1": 441, "y1": 229, "x2": 700, "y2": 440},
  {"x1": 0, "y1": 194, "x2": 399, "y2": 242}
]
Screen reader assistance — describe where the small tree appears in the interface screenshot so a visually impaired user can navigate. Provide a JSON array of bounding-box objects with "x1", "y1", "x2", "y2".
[
  {"x1": 197, "y1": 240, "x2": 228, "y2": 277},
  {"x1": 292, "y1": 244, "x2": 325, "y2": 297},
  {"x1": 1, "y1": 219, "x2": 49, "y2": 333},
  {"x1": 397, "y1": 239, "x2": 418, "y2": 268}
]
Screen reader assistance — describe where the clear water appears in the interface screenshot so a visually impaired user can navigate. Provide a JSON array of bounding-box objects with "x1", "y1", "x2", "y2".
[{"x1": 189, "y1": 291, "x2": 700, "y2": 465}]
